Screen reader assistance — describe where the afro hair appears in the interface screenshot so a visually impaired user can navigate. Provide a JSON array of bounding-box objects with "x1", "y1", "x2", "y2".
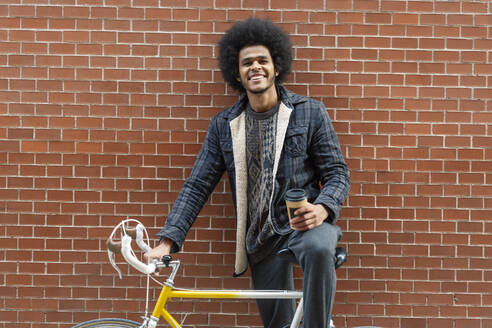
[{"x1": 218, "y1": 18, "x2": 293, "y2": 93}]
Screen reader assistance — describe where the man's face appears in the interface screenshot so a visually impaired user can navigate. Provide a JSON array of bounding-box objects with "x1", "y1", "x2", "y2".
[{"x1": 238, "y1": 45, "x2": 277, "y2": 95}]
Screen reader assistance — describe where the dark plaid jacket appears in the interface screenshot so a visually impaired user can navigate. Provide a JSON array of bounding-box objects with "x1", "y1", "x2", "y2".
[{"x1": 157, "y1": 85, "x2": 350, "y2": 276}]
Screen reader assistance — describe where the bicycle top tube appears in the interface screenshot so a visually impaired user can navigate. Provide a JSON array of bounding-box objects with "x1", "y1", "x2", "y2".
[{"x1": 169, "y1": 288, "x2": 303, "y2": 300}]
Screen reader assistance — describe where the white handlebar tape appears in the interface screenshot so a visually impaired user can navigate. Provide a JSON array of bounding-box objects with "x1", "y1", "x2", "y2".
[
  {"x1": 135, "y1": 224, "x2": 152, "y2": 253},
  {"x1": 121, "y1": 235, "x2": 156, "y2": 275}
]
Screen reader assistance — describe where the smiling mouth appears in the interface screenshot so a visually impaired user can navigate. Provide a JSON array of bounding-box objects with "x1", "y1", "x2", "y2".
[{"x1": 249, "y1": 74, "x2": 265, "y2": 81}]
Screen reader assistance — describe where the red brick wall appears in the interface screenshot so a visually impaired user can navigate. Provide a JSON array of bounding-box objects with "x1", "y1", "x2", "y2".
[{"x1": 1, "y1": 1, "x2": 491, "y2": 328}]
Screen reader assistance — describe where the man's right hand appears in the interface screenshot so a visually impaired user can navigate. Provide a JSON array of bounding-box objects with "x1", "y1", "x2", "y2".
[{"x1": 143, "y1": 237, "x2": 173, "y2": 262}]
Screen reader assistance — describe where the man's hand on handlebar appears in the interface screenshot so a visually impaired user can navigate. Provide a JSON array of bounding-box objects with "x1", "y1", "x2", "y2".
[{"x1": 143, "y1": 237, "x2": 173, "y2": 263}]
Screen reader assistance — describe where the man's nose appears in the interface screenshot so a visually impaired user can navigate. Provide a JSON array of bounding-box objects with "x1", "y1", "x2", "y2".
[{"x1": 251, "y1": 60, "x2": 261, "y2": 70}]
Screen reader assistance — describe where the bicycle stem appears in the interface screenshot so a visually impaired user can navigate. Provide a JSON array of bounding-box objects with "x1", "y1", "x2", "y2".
[{"x1": 156, "y1": 260, "x2": 181, "y2": 286}]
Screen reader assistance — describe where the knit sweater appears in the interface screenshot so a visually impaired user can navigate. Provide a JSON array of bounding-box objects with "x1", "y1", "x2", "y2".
[{"x1": 245, "y1": 103, "x2": 286, "y2": 264}]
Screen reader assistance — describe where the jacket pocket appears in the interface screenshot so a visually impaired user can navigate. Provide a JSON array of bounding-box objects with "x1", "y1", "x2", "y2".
[
  {"x1": 220, "y1": 138, "x2": 232, "y2": 152},
  {"x1": 219, "y1": 138, "x2": 233, "y2": 164},
  {"x1": 284, "y1": 125, "x2": 308, "y2": 157}
]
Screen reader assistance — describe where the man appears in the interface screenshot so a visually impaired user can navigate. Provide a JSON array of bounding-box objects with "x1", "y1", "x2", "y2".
[{"x1": 145, "y1": 18, "x2": 350, "y2": 328}]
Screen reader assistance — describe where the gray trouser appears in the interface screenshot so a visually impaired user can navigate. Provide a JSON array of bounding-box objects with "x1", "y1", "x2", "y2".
[{"x1": 250, "y1": 222, "x2": 341, "y2": 328}]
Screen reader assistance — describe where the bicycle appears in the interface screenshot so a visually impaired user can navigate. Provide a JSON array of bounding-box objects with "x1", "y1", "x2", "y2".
[{"x1": 73, "y1": 219, "x2": 347, "y2": 328}]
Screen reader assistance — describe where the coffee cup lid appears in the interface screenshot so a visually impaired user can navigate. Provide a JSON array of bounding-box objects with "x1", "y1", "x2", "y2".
[{"x1": 285, "y1": 188, "x2": 306, "y2": 201}]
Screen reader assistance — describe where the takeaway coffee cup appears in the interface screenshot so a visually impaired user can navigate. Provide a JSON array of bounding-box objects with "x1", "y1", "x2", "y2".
[{"x1": 285, "y1": 188, "x2": 308, "y2": 228}]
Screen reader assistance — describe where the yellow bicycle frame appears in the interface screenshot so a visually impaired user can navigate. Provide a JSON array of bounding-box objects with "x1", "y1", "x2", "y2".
[{"x1": 150, "y1": 283, "x2": 303, "y2": 328}]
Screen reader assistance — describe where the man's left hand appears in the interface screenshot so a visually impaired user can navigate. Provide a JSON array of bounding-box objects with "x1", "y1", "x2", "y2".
[{"x1": 290, "y1": 203, "x2": 329, "y2": 231}]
